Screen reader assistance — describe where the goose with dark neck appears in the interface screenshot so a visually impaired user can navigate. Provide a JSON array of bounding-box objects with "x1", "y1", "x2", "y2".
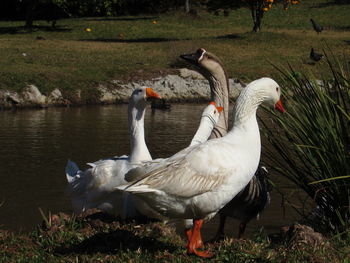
[
  {"x1": 180, "y1": 48, "x2": 229, "y2": 139},
  {"x1": 181, "y1": 48, "x2": 275, "y2": 243}
]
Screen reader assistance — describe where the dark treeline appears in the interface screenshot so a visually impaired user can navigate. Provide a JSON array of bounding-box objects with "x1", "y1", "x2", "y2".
[
  {"x1": 1, "y1": 0, "x2": 349, "y2": 30},
  {"x1": 0, "y1": 0, "x2": 201, "y2": 22}
]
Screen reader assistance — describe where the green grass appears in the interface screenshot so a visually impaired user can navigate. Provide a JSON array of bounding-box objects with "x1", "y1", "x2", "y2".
[
  {"x1": 1, "y1": 212, "x2": 349, "y2": 263},
  {"x1": 0, "y1": 0, "x2": 349, "y2": 97}
]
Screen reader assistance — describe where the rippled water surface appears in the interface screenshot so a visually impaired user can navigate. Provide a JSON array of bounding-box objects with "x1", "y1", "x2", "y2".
[{"x1": 0, "y1": 104, "x2": 304, "y2": 237}]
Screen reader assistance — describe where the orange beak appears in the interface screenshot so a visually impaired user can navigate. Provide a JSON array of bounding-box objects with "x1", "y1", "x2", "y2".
[
  {"x1": 275, "y1": 99, "x2": 285, "y2": 113},
  {"x1": 216, "y1": 106, "x2": 223, "y2": 113},
  {"x1": 146, "y1": 87, "x2": 161, "y2": 99},
  {"x1": 210, "y1": 101, "x2": 223, "y2": 113}
]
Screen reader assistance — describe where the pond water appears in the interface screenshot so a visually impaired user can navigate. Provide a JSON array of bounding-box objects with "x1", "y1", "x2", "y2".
[{"x1": 0, "y1": 104, "x2": 306, "y2": 238}]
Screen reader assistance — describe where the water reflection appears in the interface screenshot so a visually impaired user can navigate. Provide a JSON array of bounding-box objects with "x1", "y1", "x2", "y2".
[{"x1": 0, "y1": 105, "x2": 302, "y2": 235}]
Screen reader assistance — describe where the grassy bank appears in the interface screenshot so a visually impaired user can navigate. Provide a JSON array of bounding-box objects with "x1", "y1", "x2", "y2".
[
  {"x1": 0, "y1": 0, "x2": 349, "y2": 97},
  {"x1": 1, "y1": 211, "x2": 349, "y2": 263}
]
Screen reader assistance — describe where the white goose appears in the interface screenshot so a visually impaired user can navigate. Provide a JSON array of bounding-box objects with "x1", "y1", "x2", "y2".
[
  {"x1": 126, "y1": 101, "x2": 223, "y2": 218},
  {"x1": 119, "y1": 77, "x2": 285, "y2": 258},
  {"x1": 65, "y1": 86, "x2": 160, "y2": 218},
  {"x1": 66, "y1": 89, "x2": 222, "y2": 219},
  {"x1": 189, "y1": 102, "x2": 223, "y2": 146}
]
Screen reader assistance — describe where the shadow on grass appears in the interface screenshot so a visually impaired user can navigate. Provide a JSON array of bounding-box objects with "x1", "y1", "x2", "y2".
[
  {"x1": 332, "y1": 26, "x2": 350, "y2": 31},
  {"x1": 311, "y1": 1, "x2": 350, "y2": 8},
  {"x1": 56, "y1": 229, "x2": 178, "y2": 255},
  {"x1": 80, "y1": 37, "x2": 189, "y2": 43},
  {"x1": 80, "y1": 33, "x2": 237, "y2": 43},
  {"x1": 84, "y1": 16, "x2": 159, "y2": 22},
  {"x1": 216, "y1": 33, "x2": 241, "y2": 40},
  {"x1": 0, "y1": 25, "x2": 71, "y2": 34},
  {"x1": 84, "y1": 211, "x2": 159, "y2": 225}
]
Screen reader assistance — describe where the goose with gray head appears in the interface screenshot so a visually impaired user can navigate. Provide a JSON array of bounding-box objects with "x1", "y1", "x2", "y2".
[
  {"x1": 118, "y1": 77, "x2": 285, "y2": 258},
  {"x1": 180, "y1": 48, "x2": 229, "y2": 139},
  {"x1": 65, "y1": 86, "x2": 161, "y2": 219},
  {"x1": 180, "y1": 48, "x2": 230, "y2": 246}
]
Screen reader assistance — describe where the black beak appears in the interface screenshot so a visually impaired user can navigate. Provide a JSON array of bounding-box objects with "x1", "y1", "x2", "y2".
[{"x1": 179, "y1": 52, "x2": 199, "y2": 65}]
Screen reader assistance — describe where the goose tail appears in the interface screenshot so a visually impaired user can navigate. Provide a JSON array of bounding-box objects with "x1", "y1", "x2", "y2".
[
  {"x1": 65, "y1": 159, "x2": 81, "y2": 183},
  {"x1": 65, "y1": 159, "x2": 88, "y2": 214}
]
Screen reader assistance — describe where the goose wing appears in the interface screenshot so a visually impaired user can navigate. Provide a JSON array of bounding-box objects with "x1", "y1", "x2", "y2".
[{"x1": 124, "y1": 141, "x2": 232, "y2": 198}]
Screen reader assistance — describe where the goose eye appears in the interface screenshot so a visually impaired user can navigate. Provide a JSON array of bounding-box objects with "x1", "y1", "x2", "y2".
[
  {"x1": 276, "y1": 87, "x2": 279, "y2": 92},
  {"x1": 214, "y1": 110, "x2": 217, "y2": 114}
]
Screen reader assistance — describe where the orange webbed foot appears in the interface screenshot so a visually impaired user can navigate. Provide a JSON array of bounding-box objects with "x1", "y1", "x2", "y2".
[{"x1": 186, "y1": 219, "x2": 212, "y2": 258}]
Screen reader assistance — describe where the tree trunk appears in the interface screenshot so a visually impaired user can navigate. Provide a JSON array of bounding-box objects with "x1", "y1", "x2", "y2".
[
  {"x1": 185, "y1": 0, "x2": 190, "y2": 13},
  {"x1": 24, "y1": 0, "x2": 38, "y2": 28},
  {"x1": 251, "y1": 0, "x2": 264, "y2": 32},
  {"x1": 251, "y1": 6, "x2": 257, "y2": 32},
  {"x1": 254, "y1": 9, "x2": 263, "y2": 32}
]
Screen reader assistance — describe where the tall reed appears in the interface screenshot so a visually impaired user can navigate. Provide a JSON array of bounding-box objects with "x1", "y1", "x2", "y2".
[{"x1": 261, "y1": 53, "x2": 350, "y2": 232}]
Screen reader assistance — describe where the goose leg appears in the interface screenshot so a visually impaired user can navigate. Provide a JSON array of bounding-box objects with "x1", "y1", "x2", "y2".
[
  {"x1": 185, "y1": 221, "x2": 203, "y2": 249},
  {"x1": 212, "y1": 214, "x2": 226, "y2": 242},
  {"x1": 185, "y1": 227, "x2": 192, "y2": 242},
  {"x1": 186, "y1": 228, "x2": 205, "y2": 249},
  {"x1": 186, "y1": 219, "x2": 212, "y2": 258},
  {"x1": 238, "y1": 222, "x2": 247, "y2": 239}
]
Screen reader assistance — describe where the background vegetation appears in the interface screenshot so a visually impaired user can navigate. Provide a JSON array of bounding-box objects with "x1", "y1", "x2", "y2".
[
  {"x1": 0, "y1": 0, "x2": 349, "y2": 97},
  {"x1": 262, "y1": 54, "x2": 350, "y2": 232}
]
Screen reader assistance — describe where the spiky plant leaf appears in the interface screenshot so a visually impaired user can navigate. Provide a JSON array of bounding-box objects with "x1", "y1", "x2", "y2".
[{"x1": 261, "y1": 53, "x2": 350, "y2": 232}]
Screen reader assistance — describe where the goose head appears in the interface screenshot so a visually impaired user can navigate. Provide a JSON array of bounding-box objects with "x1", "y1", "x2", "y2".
[
  {"x1": 257, "y1": 78, "x2": 285, "y2": 113},
  {"x1": 180, "y1": 48, "x2": 230, "y2": 138},
  {"x1": 234, "y1": 78, "x2": 285, "y2": 123},
  {"x1": 203, "y1": 101, "x2": 223, "y2": 121},
  {"x1": 242, "y1": 77, "x2": 285, "y2": 112},
  {"x1": 189, "y1": 102, "x2": 223, "y2": 147},
  {"x1": 180, "y1": 48, "x2": 227, "y2": 79},
  {"x1": 129, "y1": 86, "x2": 161, "y2": 107},
  {"x1": 199, "y1": 101, "x2": 223, "y2": 129}
]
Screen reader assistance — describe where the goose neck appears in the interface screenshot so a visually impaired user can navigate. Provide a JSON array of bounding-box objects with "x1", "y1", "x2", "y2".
[
  {"x1": 225, "y1": 113, "x2": 261, "y2": 157},
  {"x1": 206, "y1": 69, "x2": 230, "y2": 138},
  {"x1": 190, "y1": 115, "x2": 216, "y2": 146},
  {"x1": 128, "y1": 102, "x2": 151, "y2": 163},
  {"x1": 232, "y1": 87, "x2": 263, "y2": 126},
  {"x1": 208, "y1": 75, "x2": 228, "y2": 106}
]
